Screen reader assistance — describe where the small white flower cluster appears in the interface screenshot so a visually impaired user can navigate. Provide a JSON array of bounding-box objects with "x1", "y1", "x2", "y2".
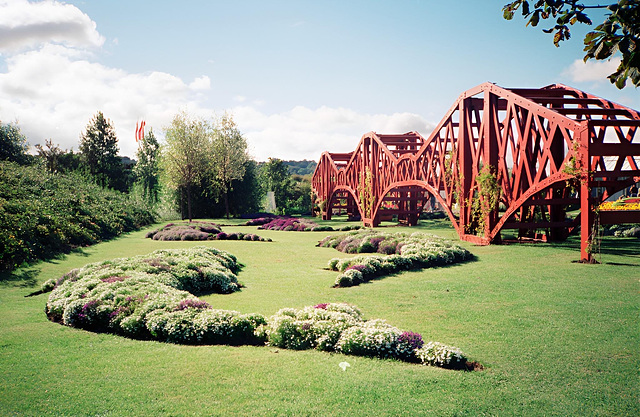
[
  {"x1": 415, "y1": 341, "x2": 466, "y2": 367},
  {"x1": 262, "y1": 303, "x2": 469, "y2": 367}
]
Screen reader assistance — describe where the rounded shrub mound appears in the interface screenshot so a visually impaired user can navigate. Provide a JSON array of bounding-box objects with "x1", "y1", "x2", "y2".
[
  {"x1": 43, "y1": 249, "x2": 479, "y2": 370},
  {"x1": 250, "y1": 216, "x2": 361, "y2": 232},
  {"x1": 319, "y1": 230, "x2": 474, "y2": 287},
  {"x1": 259, "y1": 303, "x2": 478, "y2": 369},
  {"x1": 146, "y1": 221, "x2": 271, "y2": 242},
  {"x1": 44, "y1": 247, "x2": 266, "y2": 344}
]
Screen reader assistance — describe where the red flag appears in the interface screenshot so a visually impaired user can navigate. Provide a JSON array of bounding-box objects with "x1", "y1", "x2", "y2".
[
  {"x1": 140, "y1": 121, "x2": 145, "y2": 141},
  {"x1": 135, "y1": 121, "x2": 140, "y2": 142}
]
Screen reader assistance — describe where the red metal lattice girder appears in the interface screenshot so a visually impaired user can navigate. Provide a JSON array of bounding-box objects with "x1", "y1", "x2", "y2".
[{"x1": 312, "y1": 82, "x2": 640, "y2": 261}]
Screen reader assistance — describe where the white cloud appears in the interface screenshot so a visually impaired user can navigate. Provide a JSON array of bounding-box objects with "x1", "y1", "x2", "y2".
[
  {"x1": 562, "y1": 57, "x2": 621, "y2": 83},
  {"x1": 0, "y1": 0, "x2": 437, "y2": 164},
  {"x1": 0, "y1": 44, "x2": 210, "y2": 158},
  {"x1": 0, "y1": 0, "x2": 104, "y2": 52},
  {"x1": 188, "y1": 75, "x2": 211, "y2": 91},
  {"x1": 233, "y1": 105, "x2": 435, "y2": 161}
]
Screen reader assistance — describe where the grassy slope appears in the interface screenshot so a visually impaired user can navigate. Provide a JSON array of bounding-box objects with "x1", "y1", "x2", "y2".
[{"x1": 1, "y1": 218, "x2": 638, "y2": 416}]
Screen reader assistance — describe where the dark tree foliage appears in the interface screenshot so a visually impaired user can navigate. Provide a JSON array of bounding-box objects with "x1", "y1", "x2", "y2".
[
  {"x1": 283, "y1": 160, "x2": 317, "y2": 176},
  {"x1": 503, "y1": 0, "x2": 639, "y2": 88},
  {"x1": 0, "y1": 121, "x2": 30, "y2": 164},
  {"x1": 79, "y1": 111, "x2": 127, "y2": 191},
  {"x1": 227, "y1": 160, "x2": 265, "y2": 216}
]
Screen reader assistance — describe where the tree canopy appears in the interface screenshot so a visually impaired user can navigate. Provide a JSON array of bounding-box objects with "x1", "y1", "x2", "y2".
[
  {"x1": 0, "y1": 121, "x2": 30, "y2": 164},
  {"x1": 212, "y1": 113, "x2": 249, "y2": 219},
  {"x1": 163, "y1": 111, "x2": 213, "y2": 222},
  {"x1": 79, "y1": 111, "x2": 126, "y2": 190},
  {"x1": 503, "y1": 0, "x2": 639, "y2": 88},
  {"x1": 134, "y1": 129, "x2": 161, "y2": 205}
]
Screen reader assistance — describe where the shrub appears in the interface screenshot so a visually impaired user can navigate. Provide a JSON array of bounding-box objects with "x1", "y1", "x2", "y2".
[
  {"x1": 146, "y1": 222, "x2": 270, "y2": 242},
  {"x1": 415, "y1": 341, "x2": 468, "y2": 368},
  {"x1": 321, "y1": 230, "x2": 473, "y2": 287},
  {"x1": 0, "y1": 161, "x2": 155, "y2": 271},
  {"x1": 44, "y1": 247, "x2": 269, "y2": 345}
]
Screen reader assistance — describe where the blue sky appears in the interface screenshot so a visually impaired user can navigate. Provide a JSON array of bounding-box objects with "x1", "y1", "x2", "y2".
[{"x1": 0, "y1": 0, "x2": 637, "y2": 161}]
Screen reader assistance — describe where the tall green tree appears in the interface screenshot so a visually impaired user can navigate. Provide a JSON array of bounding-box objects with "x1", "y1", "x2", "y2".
[
  {"x1": 79, "y1": 111, "x2": 125, "y2": 190},
  {"x1": 228, "y1": 160, "x2": 265, "y2": 216},
  {"x1": 0, "y1": 121, "x2": 30, "y2": 164},
  {"x1": 503, "y1": 1, "x2": 639, "y2": 88},
  {"x1": 262, "y1": 158, "x2": 293, "y2": 214},
  {"x1": 163, "y1": 111, "x2": 213, "y2": 222},
  {"x1": 212, "y1": 113, "x2": 249, "y2": 219},
  {"x1": 134, "y1": 129, "x2": 161, "y2": 205}
]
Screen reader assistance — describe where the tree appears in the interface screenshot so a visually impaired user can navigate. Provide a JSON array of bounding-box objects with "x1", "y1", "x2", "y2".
[
  {"x1": 133, "y1": 129, "x2": 161, "y2": 205},
  {"x1": 261, "y1": 158, "x2": 294, "y2": 214},
  {"x1": 79, "y1": 111, "x2": 125, "y2": 190},
  {"x1": 212, "y1": 113, "x2": 249, "y2": 219},
  {"x1": 503, "y1": 0, "x2": 639, "y2": 88},
  {"x1": 163, "y1": 111, "x2": 213, "y2": 222},
  {"x1": 228, "y1": 160, "x2": 265, "y2": 216},
  {"x1": 0, "y1": 121, "x2": 30, "y2": 164},
  {"x1": 35, "y1": 139, "x2": 64, "y2": 173}
]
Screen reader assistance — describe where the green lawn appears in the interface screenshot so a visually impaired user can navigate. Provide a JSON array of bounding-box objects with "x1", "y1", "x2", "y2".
[{"x1": 1, "y1": 218, "x2": 638, "y2": 416}]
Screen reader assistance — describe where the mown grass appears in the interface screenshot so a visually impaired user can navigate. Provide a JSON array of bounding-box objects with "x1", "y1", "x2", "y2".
[{"x1": 1, "y1": 217, "x2": 638, "y2": 416}]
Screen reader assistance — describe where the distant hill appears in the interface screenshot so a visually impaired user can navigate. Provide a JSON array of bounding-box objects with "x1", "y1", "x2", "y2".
[{"x1": 283, "y1": 160, "x2": 317, "y2": 176}]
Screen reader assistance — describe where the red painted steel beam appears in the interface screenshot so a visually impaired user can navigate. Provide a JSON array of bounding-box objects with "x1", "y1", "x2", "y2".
[{"x1": 311, "y1": 82, "x2": 640, "y2": 262}]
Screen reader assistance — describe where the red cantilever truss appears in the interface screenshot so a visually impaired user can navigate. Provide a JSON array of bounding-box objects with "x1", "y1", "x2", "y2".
[{"x1": 312, "y1": 82, "x2": 640, "y2": 261}]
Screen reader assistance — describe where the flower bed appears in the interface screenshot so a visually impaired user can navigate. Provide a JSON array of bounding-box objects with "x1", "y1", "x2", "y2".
[
  {"x1": 319, "y1": 230, "x2": 473, "y2": 287},
  {"x1": 42, "y1": 248, "x2": 480, "y2": 370},
  {"x1": 253, "y1": 216, "x2": 361, "y2": 232},
  {"x1": 599, "y1": 198, "x2": 640, "y2": 211},
  {"x1": 146, "y1": 221, "x2": 271, "y2": 242},
  {"x1": 260, "y1": 303, "x2": 478, "y2": 369}
]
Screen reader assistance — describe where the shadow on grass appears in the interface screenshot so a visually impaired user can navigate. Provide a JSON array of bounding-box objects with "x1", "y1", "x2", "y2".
[
  {"x1": 503, "y1": 232, "x2": 640, "y2": 265},
  {"x1": 0, "y1": 246, "x2": 91, "y2": 288},
  {"x1": 0, "y1": 267, "x2": 39, "y2": 288}
]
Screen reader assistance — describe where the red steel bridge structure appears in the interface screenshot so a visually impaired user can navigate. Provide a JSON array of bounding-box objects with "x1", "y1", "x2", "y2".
[{"x1": 311, "y1": 83, "x2": 640, "y2": 262}]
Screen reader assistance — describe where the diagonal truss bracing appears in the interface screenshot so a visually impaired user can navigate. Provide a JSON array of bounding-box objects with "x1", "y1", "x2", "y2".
[{"x1": 312, "y1": 82, "x2": 640, "y2": 261}]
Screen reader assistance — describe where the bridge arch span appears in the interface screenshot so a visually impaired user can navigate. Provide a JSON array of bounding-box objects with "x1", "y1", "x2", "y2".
[{"x1": 312, "y1": 82, "x2": 640, "y2": 261}]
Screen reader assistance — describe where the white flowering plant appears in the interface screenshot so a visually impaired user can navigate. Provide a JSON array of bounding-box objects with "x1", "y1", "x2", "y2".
[
  {"x1": 44, "y1": 248, "x2": 476, "y2": 369},
  {"x1": 322, "y1": 230, "x2": 473, "y2": 287}
]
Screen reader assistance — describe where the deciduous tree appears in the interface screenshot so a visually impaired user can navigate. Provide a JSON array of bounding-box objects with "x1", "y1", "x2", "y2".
[
  {"x1": 503, "y1": 0, "x2": 639, "y2": 88},
  {"x1": 134, "y1": 129, "x2": 160, "y2": 205},
  {"x1": 163, "y1": 111, "x2": 213, "y2": 222},
  {"x1": 0, "y1": 121, "x2": 29, "y2": 164},
  {"x1": 212, "y1": 113, "x2": 249, "y2": 219}
]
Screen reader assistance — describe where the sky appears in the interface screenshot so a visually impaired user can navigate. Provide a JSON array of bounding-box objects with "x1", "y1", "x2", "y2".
[{"x1": 0, "y1": 0, "x2": 638, "y2": 162}]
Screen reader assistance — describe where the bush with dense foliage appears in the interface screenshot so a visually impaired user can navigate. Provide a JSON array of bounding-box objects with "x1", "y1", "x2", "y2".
[
  {"x1": 319, "y1": 230, "x2": 473, "y2": 287},
  {"x1": 0, "y1": 161, "x2": 155, "y2": 271},
  {"x1": 44, "y1": 247, "x2": 262, "y2": 343},
  {"x1": 259, "y1": 303, "x2": 472, "y2": 369},
  {"x1": 43, "y1": 248, "x2": 476, "y2": 369},
  {"x1": 145, "y1": 221, "x2": 271, "y2": 242}
]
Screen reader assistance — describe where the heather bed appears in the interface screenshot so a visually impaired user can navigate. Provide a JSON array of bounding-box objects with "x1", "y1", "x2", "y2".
[
  {"x1": 319, "y1": 230, "x2": 474, "y2": 287},
  {"x1": 146, "y1": 221, "x2": 271, "y2": 242},
  {"x1": 1, "y1": 220, "x2": 638, "y2": 416},
  {"x1": 41, "y1": 246, "x2": 474, "y2": 368}
]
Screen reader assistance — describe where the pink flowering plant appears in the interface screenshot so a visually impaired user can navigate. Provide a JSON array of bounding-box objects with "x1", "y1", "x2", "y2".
[
  {"x1": 146, "y1": 221, "x2": 271, "y2": 242},
  {"x1": 320, "y1": 230, "x2": 473, "y2": 287},
  {"x1": 250, "y1": 216, "x2": 360, "y2": 232},
  {"x1": 43, "y1": 248, "x2": 477, "y2": 369}
]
